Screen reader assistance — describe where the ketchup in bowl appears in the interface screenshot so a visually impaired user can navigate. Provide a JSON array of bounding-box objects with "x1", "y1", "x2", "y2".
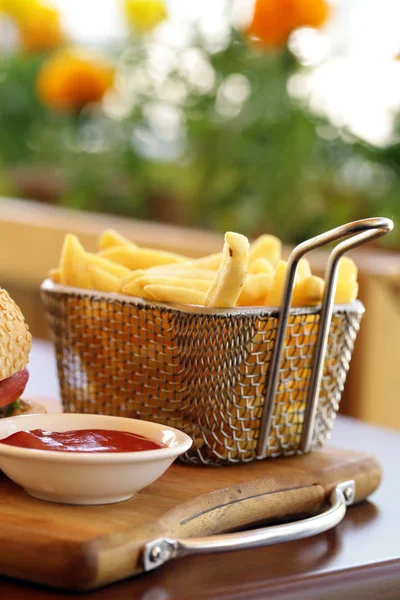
[{"x1": 0, "y1": 429, "x2": 167, "y2": 453}]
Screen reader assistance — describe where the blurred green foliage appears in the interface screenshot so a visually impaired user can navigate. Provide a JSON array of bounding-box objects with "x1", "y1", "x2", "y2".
[{"x1": 0, "y1": 30, "x2": 398, "y2": 246}]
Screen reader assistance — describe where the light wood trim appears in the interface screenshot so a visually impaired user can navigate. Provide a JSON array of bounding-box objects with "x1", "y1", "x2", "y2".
[{"x1": 357, "y1": 275, "x2": 400, "y2": 428}]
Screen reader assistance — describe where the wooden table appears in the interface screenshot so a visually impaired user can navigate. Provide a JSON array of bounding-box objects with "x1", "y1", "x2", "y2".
[{"x1": 1, "y1": 339, "x2": 399, "y2": 599}]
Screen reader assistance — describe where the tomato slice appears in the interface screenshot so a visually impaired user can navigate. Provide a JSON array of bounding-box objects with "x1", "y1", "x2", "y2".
[{"x1": 0, "y1": 368, "x2": 29, "y2": 408}]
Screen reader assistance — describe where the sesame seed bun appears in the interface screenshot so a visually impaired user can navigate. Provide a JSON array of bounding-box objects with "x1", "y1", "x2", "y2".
[{"x1": 0, "y1": 288, "x2": 32, "y2": 381}]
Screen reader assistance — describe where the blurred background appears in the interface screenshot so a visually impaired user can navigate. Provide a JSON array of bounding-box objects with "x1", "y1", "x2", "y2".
[{"x1": 0, "y1": 0, "x2": 399, "y2": 428}]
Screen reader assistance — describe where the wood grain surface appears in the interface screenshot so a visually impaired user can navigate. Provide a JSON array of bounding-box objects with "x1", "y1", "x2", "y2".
[{"x1": 0, "y1": 447, "x2": 381, "y2": 591}]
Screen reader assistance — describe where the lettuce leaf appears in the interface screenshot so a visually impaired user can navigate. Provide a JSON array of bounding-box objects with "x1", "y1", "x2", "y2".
[{"x1": 0, "y1": 398, "x2": 20, "y2": 418}]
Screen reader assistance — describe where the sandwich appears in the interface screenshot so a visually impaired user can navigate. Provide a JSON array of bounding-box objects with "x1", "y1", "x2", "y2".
[{"x1": 0, "y1": 287, "x2": 45, "y2": 417}]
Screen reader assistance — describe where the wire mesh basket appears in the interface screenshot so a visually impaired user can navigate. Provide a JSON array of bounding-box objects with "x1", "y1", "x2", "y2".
[{"x1": 40, "y1": 217, "x2": 393, "y2": 465}]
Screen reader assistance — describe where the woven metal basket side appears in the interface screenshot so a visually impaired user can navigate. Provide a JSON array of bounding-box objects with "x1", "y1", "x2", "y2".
[
  {"x1": 312, "y1": 309, "x2": 362, "y2": 449},
  {"x1": 41, "y1": 288, "x2": 363, "y2": 465}
]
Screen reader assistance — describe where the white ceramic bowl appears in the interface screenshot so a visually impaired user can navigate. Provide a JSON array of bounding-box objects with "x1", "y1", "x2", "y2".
[{"x1": 0, "y1": 413, "x2": 192, "y2": 505}]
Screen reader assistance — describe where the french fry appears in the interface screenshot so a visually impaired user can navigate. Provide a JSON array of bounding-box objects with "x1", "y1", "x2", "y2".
[
  {"x1": 88, "y1": 265, "x2": 120, "y2": 293},
  {"x1": 98, "y1": 246, "x2": 189, "y2": 270},
  {"x1": 49, "y1": 268, "x2": 61, "y2": 283},
  {"x1": 297, "y1": 258, "x2": 312, "y2": 281},
  {"x1": 126, "y1": 260, "x2": 219, "y2": 278},
  {"x1": 59, "y1": 234, "x2": 131, "y2": 289},
  {"x1": 119, "y1": 270, "x2": 145, "y2": 290},
  {"x1": 338, "y1": 256, "x2": 357, "y2": 283},
  {"x1": 265, "y1": 260, "x2": 287, "y2": 306},
  {"x1": 85, "y1": 253, "x2": 131, "y2": 278},
  {"x1": 334, "y1": 257, "x2": 358, "y2": 303},
  {"x1": 144, "y1": 284, "x2": 206, "y2": 305},
  {"x1": 136, "y1": 276, "x2": 211, "y2": 293},
  {"x1": 138, "y1": 266, "x2": 216, "y2": 280},
  {"x1": 205, "y1": 232, "x2": 250, "y2": 308},
  {"x1": 292, "y1": 276, "x2": 324, "y2": 307},
  {"x1": 143, "y1": 252, "x2": 220, "y2": 273},
  {"x1": 191, "y1": 253, "x2": 222, "y2": 270},
  {"x1": 120, "y1": 274, "x2": 153, "y2": 298},
  {"x1": 59, "y1": 234, "x2": 91, "y2": 288},
  {"x1": 264, "y1": 258, "x2": 314, "y2": 307},
  {"x1": 248, "y1": 257, "x2": 273, "y2": 275},
  {"x1": 98, "y1": 229, "x2": 135, "y2": 250},
  {"x1": 249, "y1": 234, "x2": 281, "y2": 267},
  {"x1": 119, "y1": 267, "x2": 215, "y2": 295},
  {"x1": 237, "y1": 273, "x2": 274, "y2": 306},
  {"x1": 334, "y1": 280, "x2": 359, "y2": 304}
]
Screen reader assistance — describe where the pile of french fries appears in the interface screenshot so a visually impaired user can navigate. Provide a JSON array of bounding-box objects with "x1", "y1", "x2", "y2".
[{"x1": 50, "y1": 229, "x2": 358, "y2": 307}]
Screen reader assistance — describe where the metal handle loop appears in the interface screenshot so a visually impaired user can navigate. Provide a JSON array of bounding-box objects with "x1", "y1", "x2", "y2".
[
  {"x1": 143, "y1": 480, "x2": 355, "y2": 572},
  {"x1": 256, "y1": 217, "x2": 394, "y2": 458}
]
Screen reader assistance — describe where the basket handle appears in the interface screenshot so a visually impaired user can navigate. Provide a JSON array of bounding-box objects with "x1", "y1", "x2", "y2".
[
  {"x1": 256, "y1": 217, "x2": 394, "y2": 459},
  {"x1": 142, "y1": 480, "x2": 354, "y2": 571}
]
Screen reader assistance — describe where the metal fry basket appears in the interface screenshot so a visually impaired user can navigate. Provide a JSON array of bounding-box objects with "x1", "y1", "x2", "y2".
[{"x1": 40, "y1": 218, "x2": 393, "y2": 465}]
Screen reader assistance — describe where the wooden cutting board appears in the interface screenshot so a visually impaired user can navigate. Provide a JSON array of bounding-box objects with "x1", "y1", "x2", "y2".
[{"x1": 0, "y1": 447, "x2": 381, "y2": 592}]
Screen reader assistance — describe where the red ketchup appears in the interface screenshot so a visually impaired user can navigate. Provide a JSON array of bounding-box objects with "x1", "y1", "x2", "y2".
[{"x1": 0, "y1": 429, "x2": 167, "y2": 453}]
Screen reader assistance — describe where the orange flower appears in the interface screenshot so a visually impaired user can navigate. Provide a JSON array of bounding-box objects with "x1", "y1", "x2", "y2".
[
  {"x1": 18, "y1": 2, "x2": 64, "y2": 52},
  {"x1": 247, "y1": 0, "x2": 329, "y2": 48},
  {"x1": 36, "y1": 49, "x2": 114, "y2": 113}
]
